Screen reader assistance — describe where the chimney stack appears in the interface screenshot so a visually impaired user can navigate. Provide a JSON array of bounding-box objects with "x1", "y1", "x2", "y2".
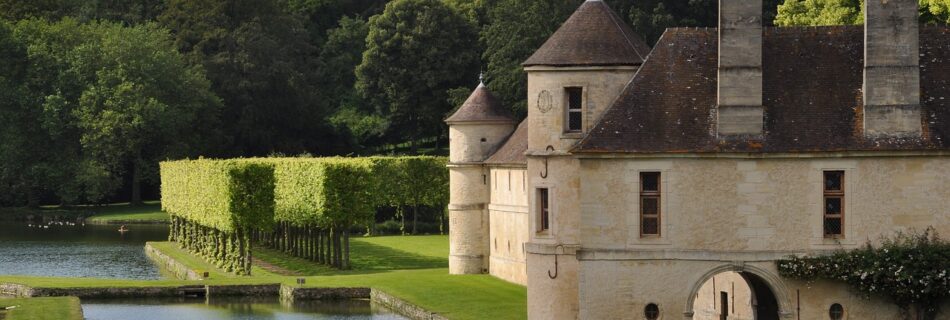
[
  {"x1": 718, "y1": 0, "x2": 764, "y2": 137},
  {"x1": 864, "y1": 0, "x2": 921, "y2": 137}
]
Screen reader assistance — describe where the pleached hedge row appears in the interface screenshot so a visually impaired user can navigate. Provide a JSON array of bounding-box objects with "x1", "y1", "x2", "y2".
[
  {"x1": 250, "y1": 156, "x2": 448, "y2": 269},
  {"x1": 160, "y1": 159, "x2": 276, "y2": 275},
  {"x1": 160, "y1": 156, "x2": 447, "y2": 273}
]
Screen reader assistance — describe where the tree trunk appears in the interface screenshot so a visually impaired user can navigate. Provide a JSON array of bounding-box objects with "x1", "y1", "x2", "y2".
[
  {"x1": 412, "y1": 204, "x2": 419, "y2": 235},
  {"x1": 343, "y1": 228, "x2": 350, "y2": 270},
  {"x1": 131, "y1": 160, "x2": 143, "y2": 206}
]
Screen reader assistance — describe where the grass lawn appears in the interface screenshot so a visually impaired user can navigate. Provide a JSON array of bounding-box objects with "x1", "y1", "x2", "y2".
[
  {"x1": 0, "y1": 235, "x2": 527, "y2": 320},
  {"x1": 0, "y1": 297, "x2": 83, "y2": 320},
  {"x1": 0, "y1": 201, "x2": 169, "y2": 224},
  {"x1": 84, "y1": 201, "x2": 169, "y2": 224}
]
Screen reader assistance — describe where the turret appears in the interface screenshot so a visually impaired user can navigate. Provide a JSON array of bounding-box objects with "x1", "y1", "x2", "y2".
[
  {"x1": 521, "y1": 1, "x2": 651, "y2": 319},
  {"x1": 446, "y1": 77, "x2": 516, "y2": 274}
]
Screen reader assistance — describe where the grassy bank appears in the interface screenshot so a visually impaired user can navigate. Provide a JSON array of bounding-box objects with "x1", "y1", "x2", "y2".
[
  {"x1": 0, "y1": 201, "x2": 168, "y2": 224},
  {"x1": 0, "y1": 297, "x2": 83, "y2": 320},
  {"x1": 0, "y1": 235, "x2": 527, "y2": 320}
]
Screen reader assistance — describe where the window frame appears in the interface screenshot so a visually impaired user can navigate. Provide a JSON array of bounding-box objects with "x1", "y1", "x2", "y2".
[
  {"x1": 537, "y1": 188, "x2": 550, "y2": 233},
  {"x1": 564, "y1": 87, "x2": 584, "y2": 133},
  {"x1": 823, "y1": 171, "x2": 845, "y2": 238},
  {"x1": 640, "y1": 172, "x2": 662, "y2": 238}
]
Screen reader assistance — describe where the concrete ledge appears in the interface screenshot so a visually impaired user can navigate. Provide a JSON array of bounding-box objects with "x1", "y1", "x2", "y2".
[
  {"x1": 207, "y1": 284, "x2": 281, "y2": 297},
  {"x1": 144, "y1": 243, "x2": 203, "y2": 280},
  {"x1": 0, "y1": 283, "x2": 33, "y2": 297},
  {"x1": 280, "y1": 285, "x2": 370, "y2": 302},
  {"x1": 372, "y1": 289, "x2": 449, "y2": 320}
]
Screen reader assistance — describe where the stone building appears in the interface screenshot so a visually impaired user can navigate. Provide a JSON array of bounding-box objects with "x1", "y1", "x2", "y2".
[{"x1": 447, "y1": 0, "x2": 950, "y2": 319}]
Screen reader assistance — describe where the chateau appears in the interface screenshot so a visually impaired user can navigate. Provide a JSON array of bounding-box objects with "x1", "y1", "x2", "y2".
[{"x1": 446, "y1": 0, "x2": 950, "y2": 319}]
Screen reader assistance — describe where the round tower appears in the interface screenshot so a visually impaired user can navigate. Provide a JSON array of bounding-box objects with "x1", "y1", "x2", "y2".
[{"x1": 446, "y1": 77, "x2": 516, "y2": 274}]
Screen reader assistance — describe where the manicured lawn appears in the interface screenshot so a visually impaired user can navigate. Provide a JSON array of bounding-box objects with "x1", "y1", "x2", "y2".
[
  {"x1": 0, "y1": 201, "x2": 169, "y2": 224},
  {"x1": 85, "y1": 201, "x2": 169, "y2": 224},
  {"x1": 0, "y1": 297, "x2": 83, "y2": 320},
  {"x1": 148, "y1": 241, "x2": 280, "y2": 279}
]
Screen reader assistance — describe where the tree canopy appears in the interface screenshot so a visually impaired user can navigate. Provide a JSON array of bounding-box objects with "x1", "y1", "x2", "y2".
[
  {"x1": 356, "y1": 0, "x2": 480, "y2": 152},
  {"x1": 775, "y1": 0, "x2": 950, "y2": 26}
]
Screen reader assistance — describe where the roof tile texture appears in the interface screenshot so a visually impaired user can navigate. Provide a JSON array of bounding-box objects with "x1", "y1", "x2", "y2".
[{"x1": 575, "y1": 26, "x2": 950, "y2": 153}]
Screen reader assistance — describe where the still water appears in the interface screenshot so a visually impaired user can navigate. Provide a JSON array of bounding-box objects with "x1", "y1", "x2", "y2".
[
  {"x1": 81, "y1": 297, "x2": 408, "y2": 320},
  {"x1": 0, "y1": 223, "x2": 168, "y2": 279}
]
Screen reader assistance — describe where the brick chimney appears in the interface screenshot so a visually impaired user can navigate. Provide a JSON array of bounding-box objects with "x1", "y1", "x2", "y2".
[
  {"x1": 864, "y1": 0, "x2": 921, "y2": 137},
  {"x1": 718, "y1": 0, "x2": 763, "y2": 137}
]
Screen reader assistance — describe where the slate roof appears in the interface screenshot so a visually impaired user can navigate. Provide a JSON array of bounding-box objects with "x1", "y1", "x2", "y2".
[
  {"x1": 522, "y1": 0, "x2": 651, "y2": 67},
  {"x1": 445, "y1": 83, "x2": 516, "y2": 124},
  {"x1": 486, "y1": 119, "x2": 528, "y2": 165},
  {"x1": 574, "y1": 26, "x2": 950, "y2": 153}
]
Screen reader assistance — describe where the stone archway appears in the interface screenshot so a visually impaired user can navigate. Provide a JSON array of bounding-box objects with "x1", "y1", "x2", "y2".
[{"x1": 683, "y1": 263, "x2": 793, "y2": 320}]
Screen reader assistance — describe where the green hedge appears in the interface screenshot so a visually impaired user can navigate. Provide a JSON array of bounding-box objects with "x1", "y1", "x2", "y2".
[
  {"x1": 160, "y1": 156, "x2": 447, "y2": 271},
  {"x1": 160, "y1": 159, "x2": 275, "y2": 275},
  {"x1": 160, "y1": 159, "x2": 275, "y2": 232}
]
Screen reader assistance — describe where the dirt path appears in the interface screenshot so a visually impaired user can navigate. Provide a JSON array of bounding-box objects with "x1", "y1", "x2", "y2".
[{"x1": 251, "y1": 257, "x2": 302, "y2": 276}]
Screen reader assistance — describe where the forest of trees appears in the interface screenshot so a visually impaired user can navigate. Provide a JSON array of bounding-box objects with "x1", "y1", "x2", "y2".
[{"x1": 0, "y1": 0, "x2": 947, "y2": 207}]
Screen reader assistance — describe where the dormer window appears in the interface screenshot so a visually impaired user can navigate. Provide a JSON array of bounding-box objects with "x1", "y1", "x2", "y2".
[{"x1": 565, "y1": 87, "x2": 583, "y2": 132}]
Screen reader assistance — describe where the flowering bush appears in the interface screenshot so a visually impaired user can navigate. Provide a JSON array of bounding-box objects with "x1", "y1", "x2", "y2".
[{"x1": 777, "y1": 228, "x2": 950, "y2": 320}]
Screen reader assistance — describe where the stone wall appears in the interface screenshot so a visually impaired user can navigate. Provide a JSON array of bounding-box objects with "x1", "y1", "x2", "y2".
[
  {"x1": 570, "y1": 155, "x2": 950, "y2": 319},
  {"x1": 488, "y1": 166, "x2": 529, "y2": 285},
  {"x1": 144, "y1": 242, "x2": 203, "y2": 280},
  {"x1": 692, "y1": 271, "x2": 753, "y2": 320},
  {"x1": 578, "y1": 156, "x2": 950, "y2": 251}
]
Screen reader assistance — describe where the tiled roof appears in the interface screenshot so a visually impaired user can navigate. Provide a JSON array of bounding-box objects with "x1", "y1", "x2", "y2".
[
  {"x1": 445, "y1": 83, "x2": 515, "y2": 124},
  {"x1": 523, "y1": 0, "x2": 651, "y2": 67},
  {"x1": 575, "y1": 26, "x2": 950, "y2": 153},
  {"x1": 486, "y1": 119, "x2": 528, "y2": 165}
]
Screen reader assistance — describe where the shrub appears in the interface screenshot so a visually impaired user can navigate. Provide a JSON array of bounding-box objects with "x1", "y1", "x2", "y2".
[{"x1": 777, "y1": 228, "x2": 950, "y2": 320}]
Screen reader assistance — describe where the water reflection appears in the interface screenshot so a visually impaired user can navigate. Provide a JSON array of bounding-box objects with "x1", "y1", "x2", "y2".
[
  {"x1": 81, "y1": 297, "x2": 407, "y2": 320},
  {"x1": 0, "y1": 223, "x2": 168, "y2": 279}
]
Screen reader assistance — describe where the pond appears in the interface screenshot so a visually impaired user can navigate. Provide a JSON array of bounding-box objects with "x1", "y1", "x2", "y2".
[
  {"x1": 0, "y1": 223, "x2": 168, "y2": 279},
  {"x1": 81, "y1": 297, "x2": 407, "y2": 320}
]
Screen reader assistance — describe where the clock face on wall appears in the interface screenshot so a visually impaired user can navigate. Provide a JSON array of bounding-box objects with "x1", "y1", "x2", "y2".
[{"x1": 537, "y1": 90, "x2": 553, "y2": 113}]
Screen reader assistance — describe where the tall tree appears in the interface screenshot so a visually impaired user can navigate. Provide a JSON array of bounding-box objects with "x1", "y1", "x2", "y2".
[
  {"x1": 356, "y1": 0, "x2": 480, "y2": 153},
  {"x1": 73, "y1": 22, "x2": 222, "y2": 205},
  {"x1": 160, "y1": 0, "x2": 329, "y2": 157}
]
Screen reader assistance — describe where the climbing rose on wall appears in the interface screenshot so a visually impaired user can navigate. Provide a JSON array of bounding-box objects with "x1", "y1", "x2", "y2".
[{"x1": 777, "y1": 228, "x2": 950, "y2": 320}]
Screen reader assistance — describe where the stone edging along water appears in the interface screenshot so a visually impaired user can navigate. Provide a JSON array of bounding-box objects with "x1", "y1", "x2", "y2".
[
  {"x1": 0, "y1": 283, "x2": 446, "y2": 320},
  {"x1": 143, "y1": 243, "x2": 204, "y2": 280}
]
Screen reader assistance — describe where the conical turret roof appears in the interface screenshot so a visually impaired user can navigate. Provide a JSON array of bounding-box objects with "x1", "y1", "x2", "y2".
[
  {"x1": 523, "y1": 0, "x2": 651, "y2": 67},
  {"x1": 445, "y1": 83, "x2": 516, "y2": 124}
]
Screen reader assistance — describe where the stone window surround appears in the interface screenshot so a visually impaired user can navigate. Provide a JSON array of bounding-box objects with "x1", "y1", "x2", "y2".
[
  {"x1": 533, "y1": 183, "x2": 558, "y2": 240},
  {"x1": 810, "y1": 161, "x2": 858, "y2": 247},
  {"x1": 629, "y1": 166, "x2": 674, "y2": 247},
  {"x1": 560, "y1": 82, "x2": 589, "y2": 139}
]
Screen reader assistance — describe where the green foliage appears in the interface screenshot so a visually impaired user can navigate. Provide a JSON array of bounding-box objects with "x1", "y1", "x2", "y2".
[
  {"x1": 777, "y1": 229, "x2": 950, "y2": 319},
  {"x1": 775, "y1": 0, "x2": 950, "y2": 26},
  {"x1": 160, "y1": 159, "x2": 275, "y2": 232},
  {"x1": 356, "y1": 0, "x2": 480, "y2": 149},
  {"x1": 159, "y1": 0, "x2": 328, "y2": 156},
  {"x1": 921, "y1": 0, "x2": 950, "y2": 24},
  {"x1": 775, "y1": 0, "x2": 863, "y2": 26}
]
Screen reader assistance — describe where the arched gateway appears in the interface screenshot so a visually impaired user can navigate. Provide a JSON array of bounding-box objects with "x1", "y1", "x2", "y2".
[{"x1": 685, "y1": 264, "x2": 792, "y2": 320}]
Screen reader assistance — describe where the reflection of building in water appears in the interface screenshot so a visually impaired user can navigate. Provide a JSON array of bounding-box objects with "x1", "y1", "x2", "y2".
[{"x1": 446, "y1": 0, "x2": 950, "y2": 319}]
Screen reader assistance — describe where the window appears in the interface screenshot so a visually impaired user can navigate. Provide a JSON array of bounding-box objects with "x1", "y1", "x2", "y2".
[
  {"x1": 537, "y1": 188, "x2": 550, "y2": 232},
  {"x1": 640, "y1": 172, "x2": 661, "y2": 237},
  {"x1": 565, "y1": 87, "x2": 583, "y2": 132},
  {"x1": 829, "y1": 303, "x2": 844, "y2": 320},
  {"x1": 644, "y1": 303, "x2": 660, "y2": 320},
  {"x1": 823, "y1": 171, "x2": 845, "y2": 237}
]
